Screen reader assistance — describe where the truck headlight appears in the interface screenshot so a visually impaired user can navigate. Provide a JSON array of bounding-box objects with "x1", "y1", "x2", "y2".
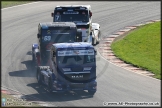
[
  {"x1": 83, "y1": 67, "x2": 92, "y2": 71},
  {"x1": 62, "y1": 68, "x2": 71, "y2": 71}
]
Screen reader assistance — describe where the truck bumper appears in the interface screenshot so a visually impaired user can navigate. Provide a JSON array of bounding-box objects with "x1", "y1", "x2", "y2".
[{"x1": 51, "y1": 80, "x2": 97, "y2": 92}]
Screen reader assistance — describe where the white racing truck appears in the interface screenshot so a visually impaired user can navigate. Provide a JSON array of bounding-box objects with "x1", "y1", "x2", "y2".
[{"x1": 51, "y1": 5, "x2": 101, "y2": 45}]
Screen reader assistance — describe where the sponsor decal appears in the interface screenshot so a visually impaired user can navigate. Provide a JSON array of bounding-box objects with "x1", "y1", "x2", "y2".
[
  {"x1": 58, "y1": 50, "x2": 94, "y2": 56},
  {"x1": 63, "y1": 11, "x2": 79, "y2": 14},
  {"x1": 65, "y1": 51, "x2": 72, "y2": 55},
  {"x1": 58, "y1": 51, "x2": 64, "y2": 56},
  {"x1": 88, "y1": 50, "x2": 94, "y2": 54}
]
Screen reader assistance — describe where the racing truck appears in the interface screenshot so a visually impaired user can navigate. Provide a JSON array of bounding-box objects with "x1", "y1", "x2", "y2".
[
  {"x1": 51, "y1": 5, "x2": 101, "y2": 45},
  {"x1": 36, "y1": 42, "x2": 97, "y2": 95},
  {"x1": 32, "y1": 22, "x2": 83, "y2": 66}
]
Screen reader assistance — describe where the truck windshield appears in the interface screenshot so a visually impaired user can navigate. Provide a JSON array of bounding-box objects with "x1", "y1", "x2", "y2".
[
  {"x1": 58, "y1": 14, "x2": 89, "y2": 22},
  {"x1": 58, "y1": 55, "x2": 95, "y2": 65},
  {"x1": 54, "y1": 10, "x2": 89, "y2": 22},
  {"x1": 42, "y1": 34, "x2": 74, "y2": 43},
  {"x1": 57, "y1": 49, "x2": 95, "y2": 65},
  {"x1": 41, "y1": 29, "x2": 76, "y2": 43}
]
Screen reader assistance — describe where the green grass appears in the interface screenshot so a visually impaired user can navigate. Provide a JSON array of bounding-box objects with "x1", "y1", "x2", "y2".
[
  {"x1": 1, "y1": 1, "x2": 33, "y2": 8},
  {"x1": 2, "y1": 93, "x2": 41, "y2": 107},
  {"x1": 111, "y1": 21, "x2": 161, "y2": 79}
]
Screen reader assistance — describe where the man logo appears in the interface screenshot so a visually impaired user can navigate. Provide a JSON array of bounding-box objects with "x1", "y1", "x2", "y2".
[
  {"x1": 71, "y1": 75, "x2": 83, "y2": 78},
  {"x1": 47, "y1": 30, "x2": 51, "y2": 34}
]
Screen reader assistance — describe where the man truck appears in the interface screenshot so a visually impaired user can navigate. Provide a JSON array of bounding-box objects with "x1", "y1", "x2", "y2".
[{"x1": 36, "y1": 42, "x2": 97, "y2": 95}]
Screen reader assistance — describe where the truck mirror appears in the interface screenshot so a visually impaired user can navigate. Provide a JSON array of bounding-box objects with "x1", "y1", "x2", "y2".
[
  {"x1": 51, "y1": 13, "x2": 54, "y2": 17},
  {"x1": 89, "y1": 11, "x2": 92, "y2": 17},
  {"x1": 90, "y1": 32, "x2": 92, "y2": 35}
]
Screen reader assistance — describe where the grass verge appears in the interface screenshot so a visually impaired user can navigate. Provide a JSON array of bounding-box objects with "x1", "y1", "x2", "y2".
[
  {"x1": 1, "y1": 93, "x2": 41, "y2": 107},
  {"x1": 1, "y1": 1, "x2": 33, "y2": 8},
  {"x1": 111, "y1": 21, "x2": 161, "y2": 79}
]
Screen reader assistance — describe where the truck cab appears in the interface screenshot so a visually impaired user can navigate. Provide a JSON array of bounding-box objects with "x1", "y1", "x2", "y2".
[
  {"x1": 51, "y1": 5, "x2": 92, "y2": 42},
  {"x1": 32, "y1": 22, "x2": 82, "y2": 66},
  {"x1": 36, "y1": 42, "x2": 97, "y2": 95}
]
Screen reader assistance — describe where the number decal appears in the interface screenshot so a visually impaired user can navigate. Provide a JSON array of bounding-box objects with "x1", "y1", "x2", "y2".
[
  {"x1": 44, "y1": 36, "x2": 51, "y2": 41},
  {"x1": 55, "y1": 15, "x2": 60, "y2": 21}
]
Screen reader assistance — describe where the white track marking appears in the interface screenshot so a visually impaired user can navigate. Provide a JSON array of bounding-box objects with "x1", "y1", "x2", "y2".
[{"x1": 1, "y1": 2, "x2": 40, "y2": 10}]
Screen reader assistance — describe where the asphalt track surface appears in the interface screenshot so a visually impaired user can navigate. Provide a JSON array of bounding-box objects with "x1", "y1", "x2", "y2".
[{"x1": 1, "y1": 1, "x2": 161, "y2": 107}]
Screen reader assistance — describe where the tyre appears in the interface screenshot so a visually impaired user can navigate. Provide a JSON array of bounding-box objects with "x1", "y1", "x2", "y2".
[
  {"x1": 32, "y1": 53, "x2": 35, "y2": 67},
  {"x1": 36, "y1": 67, "x2": 42, "y2": 84},
  {"x1": 48, "y1": 77, "x2": 53, "y2": 93}
]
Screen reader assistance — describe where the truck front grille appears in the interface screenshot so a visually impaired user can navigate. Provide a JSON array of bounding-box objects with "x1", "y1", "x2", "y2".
[
  {"x1": 64, "y1": 73, "x2": 90, "y2": 83},
  {"x1": 71, "y1": 67, "x2": 83, "y2": 72}
]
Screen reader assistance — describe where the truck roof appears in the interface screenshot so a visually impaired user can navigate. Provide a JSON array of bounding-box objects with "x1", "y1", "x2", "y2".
[
  {"x1": 39, "y1": 22, "x2": 76, "y2": 28},
  {"x1": 53, "y1": 42, "x2": 94, "y2": 49},
  {"x1": 55, "y1": 5, "x2": 91, "y2": 10}
]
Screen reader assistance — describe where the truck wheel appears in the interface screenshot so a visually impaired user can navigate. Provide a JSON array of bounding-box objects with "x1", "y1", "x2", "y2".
[
  {"x1": 32, "y1": 54, "x2": 35, "y2": 66},
  {"x1": 36, "y1": 67, "x2": 42, "y2": 84},
  {"x1": 48, "y1": 77, "x2": 53, "y2": 93},
  {"x1": 88, "y1": 90, "x2": 96, "y2": 96}
]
